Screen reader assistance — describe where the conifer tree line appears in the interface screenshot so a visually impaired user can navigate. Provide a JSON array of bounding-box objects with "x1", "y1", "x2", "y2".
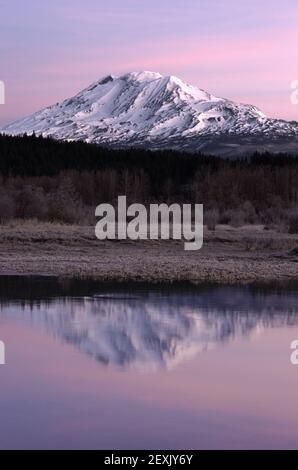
[{"x1": 0, "y1": 133, "x2": 297, "y2": 230}]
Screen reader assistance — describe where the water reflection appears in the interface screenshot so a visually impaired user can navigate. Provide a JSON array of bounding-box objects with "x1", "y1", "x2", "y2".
[{"x1": 1, "y1": 288, "x2": 298, "y2": 371}]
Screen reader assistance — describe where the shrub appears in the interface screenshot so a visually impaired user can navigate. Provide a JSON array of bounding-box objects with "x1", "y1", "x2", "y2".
[
  {"x1": 204, "y1": 209, "x2": 219, "y2": 231},
  {"x1": 289, "y1": 215, "x2": 298, "y2": 234},
  {"x1": 242, "y1": 200, "x2": 257, "y2": 224},
  {"x1": 0, "y1": 193, "x2": 15, "y2": 222}
]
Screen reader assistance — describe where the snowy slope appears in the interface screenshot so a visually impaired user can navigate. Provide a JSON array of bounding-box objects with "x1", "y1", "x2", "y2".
[
  {"x1": 1, "y1": 291, "x2": 298, "y2": 371},
  {"x1": 2, "y1": 71, "x2": 298, "y2": 155}
]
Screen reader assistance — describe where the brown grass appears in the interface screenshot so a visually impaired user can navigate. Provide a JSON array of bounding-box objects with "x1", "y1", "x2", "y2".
[{"x1": 0, "y1": 222, "x2": 297, "y2": 284}]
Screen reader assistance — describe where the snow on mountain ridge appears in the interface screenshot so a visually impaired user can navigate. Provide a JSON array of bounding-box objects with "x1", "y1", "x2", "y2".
[
  {"x1": 1, "y1": 292, "x2": 298, "y2": 371},
  {"x1": 2, "y1": 71, "x2": 298, "y2": 155}
]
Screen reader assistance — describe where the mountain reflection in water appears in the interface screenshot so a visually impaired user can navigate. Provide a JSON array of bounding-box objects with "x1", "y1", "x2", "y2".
[{"x1": 1, "y1": 288, "x2": 298, "y2": 372}]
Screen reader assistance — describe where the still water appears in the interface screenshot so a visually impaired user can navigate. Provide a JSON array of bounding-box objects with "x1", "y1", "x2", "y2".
[{"x1": 0, "y1": 277, "x2": 298, "y2": 450}]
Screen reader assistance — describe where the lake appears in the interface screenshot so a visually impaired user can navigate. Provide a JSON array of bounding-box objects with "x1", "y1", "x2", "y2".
[{"x1": 0, "y1": 277, "x2": 298, "y2": 450}]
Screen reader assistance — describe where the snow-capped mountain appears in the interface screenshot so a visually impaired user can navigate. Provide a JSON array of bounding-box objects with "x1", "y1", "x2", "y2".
[
  {"x1": 1, "y1": 290, "x2": 298, "y2": 372},
  {"x1": 2, "y1": 71, "x2": 298, "y2": 155}
]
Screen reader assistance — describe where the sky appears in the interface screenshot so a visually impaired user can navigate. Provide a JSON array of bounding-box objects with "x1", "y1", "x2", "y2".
[{"x1": 0, "y1": 0, "x2": 297, "y2": 126}]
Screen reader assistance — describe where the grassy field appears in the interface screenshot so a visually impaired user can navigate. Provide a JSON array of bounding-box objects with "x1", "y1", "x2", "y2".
[{"x1": 0, "y1": 221, "x2": 297, "y2": 284}]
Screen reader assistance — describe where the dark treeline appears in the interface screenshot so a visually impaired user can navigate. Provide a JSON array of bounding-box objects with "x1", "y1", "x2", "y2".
[
  {"x1": 0, "y1": 133, "x2": 219, "y2": 179},
  {"x1": 0, "y1": 133, "x2": 297, "y2": 230}
]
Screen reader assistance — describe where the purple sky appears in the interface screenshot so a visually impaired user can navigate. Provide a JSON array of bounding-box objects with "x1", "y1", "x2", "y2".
[{"x1": 0, "y1": 0, "x2": 297, "y2": 126}]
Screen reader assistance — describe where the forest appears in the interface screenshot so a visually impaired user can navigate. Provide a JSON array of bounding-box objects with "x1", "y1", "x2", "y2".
[{"x1": 0, "y1": 133, "x2": 297, "y2": 231}]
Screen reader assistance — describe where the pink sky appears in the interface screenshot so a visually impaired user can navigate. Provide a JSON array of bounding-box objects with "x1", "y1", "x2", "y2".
[{"x1": 0, "y1": 0, "x2": 297, "y2": 126}]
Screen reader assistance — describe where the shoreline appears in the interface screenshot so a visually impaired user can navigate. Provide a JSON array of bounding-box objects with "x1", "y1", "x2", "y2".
[{"x1": 0, "y1": 222, "x2": 297, "y2": 286}]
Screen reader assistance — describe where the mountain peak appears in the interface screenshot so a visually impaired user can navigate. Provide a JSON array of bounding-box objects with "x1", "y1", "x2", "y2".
[
  {"x1": 122, "y1": 71, "x2": 163, "y2": 81},
  {"x1": 98, "y1": 75, "x2": 115, "y2": 85},
  {"x1": 2, "y1": 71, "x2": 298, "y2": 156}
]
